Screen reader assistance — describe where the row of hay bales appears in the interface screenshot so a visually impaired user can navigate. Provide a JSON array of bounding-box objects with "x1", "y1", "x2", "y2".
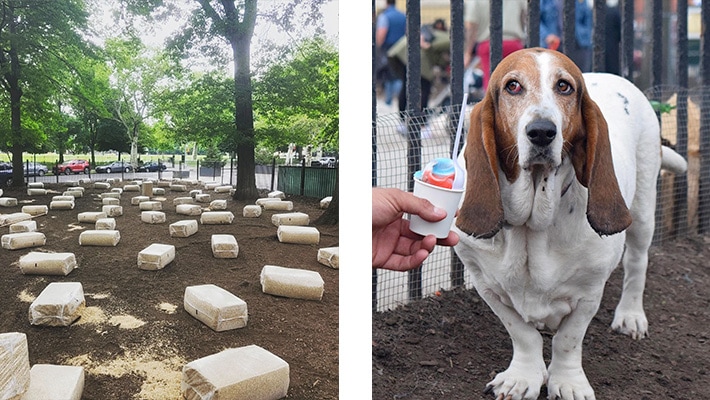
[{"x1": 0, "y1": 178, "x2": 338, "y2": 400}]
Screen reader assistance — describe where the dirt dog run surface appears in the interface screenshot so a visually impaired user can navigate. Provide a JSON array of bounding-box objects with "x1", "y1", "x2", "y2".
[
  {"x1": 0, "y1": 181, "x2": 338, "y2": 399},
  {"x1": 373, "y1": 235, "x2": 710, "y2": 399}
]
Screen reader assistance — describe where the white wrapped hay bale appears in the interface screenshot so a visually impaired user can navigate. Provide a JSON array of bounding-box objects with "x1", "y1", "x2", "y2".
[
  {"x1": 50, "y1": 200, "x2": 75, "y2": 210},
  {"x1": 19, "y1": 252, "x2": 77, "y2": 276},
  {"x1": 141, "y1": 181, "x2": 153, "y2": 196},
  {"x1": 271, "y1": 212, "x2": 310, "y2": 227},
  {"x1": 29, "y1": 282, "x2": 85, "y2": 326},
  {"x1": 176, "y1": 204, "x2": 202, "y2": 216},
  {"x1": 21, "y1": 205, "x2": 48, "y2": 216},
  {"x1": 203, "y1": 182, "x2": 220, "y2": 190},
  {"x1": 195, "y1": 193, "x2": 211, "y2": 203},
  {"x1": 181, "y1": 345, "x2": 288, "y2": 400},
  {"x1": 200, "y1": 211, "x2": 234, "y2": 225},
  {"x1": 101, "y1": 197, "x2": 120, "y2": 206},
  {"x1": 65, "y1": 184, "x2": 84, "y2": 192},
  {"x1": 183, "y1": 284, "x2": 248, "y2": 331},
  {"x1": 169, "y1": 220, "x2": 199, "y2": 238},
  {"x1": 263, "y1": 201, "x2": 293, "y2": 211},
  {"x1": 95, "y1": 218, "x2": 116, "y2": 230},
  {"x1": 0, "y1": 212, "x2": 32, "y2": 226},
  {"x1": 137, "y1": 243, "x2": 175, "y2": 271},
  {"x1": 77, "y1": 212, "x2": 107, "y2": 224},
  {"x1": 276, "y1": 226, "x2": 320, "y2": 245},
  {"x1": 9, "y1": 220, "x2": 37, "y2": 233},
  {"x1": 94, "y1": 182, "x2": 110, "y2": 190},
  {"x1": 268, "y1": 190, "x2": 285, "y2": 199},
  {"x1": 255, "y1": 197, "x2": 281, "y2": 207},
  {"x1": 214, "y1": 185, "x2": 232, "y2": 193},
  {"x1": 79, "y1": 230, "x2": 120, "y2": 247},
  {"x1": 22, "y1": 364, "x2": 84, "y2": 400},
  {"x1": 211, "y1": 234, "x2": 239, "y2": 258},
  {"x1": 152, "y1": 187, "x2": 166, "y2": 196},
  {"x1": 189, "y1": 189, "x2": 202, "y2": 198},
  {"x1": 141, "y1": 211, "x2": 166, "y2": 224},
  {"x1": 1, "y1": 232, "x2": 46, "y2": 250},
  {"x1": 123, "y1": 184, "x2": 141, "y2": 192},
  {"x1": 209, "y1": 199, "x2": 227, "y2": 210},
  {"x1": 0, "y1": 197, "x2": 18, "y2": 207},
  {"x1": 243, "y1": 205, "x2": 262, "y2": 218},
  {"x1": 52, "y1": 195, "x2": 75, "y2": 202},
  {"x1": 27, "y1": 182, "x2": 44, "y2": 189},
  {"x1": 320, "y1": 196, "x2": 332, "y2": 209},
  {"x1": 102, "y1": 205, "x2": 123, "y2": 217},
  {"x1": 173, "y1": 197, "x2": 194, "y2": 206},
  {"x1": 131, "y1": 195, "x2": 150, "y2": 205},
  {"x1": 170, "y1": 184, "x2": 187, "y2": 192},
  {"x1": 0, "y1": 332, "x2": 30, "y2": 400},
  {"x1": 100, "y1": 192, "x2": 120, "y2": 200},
  {"x1": 26, "y1": 188, "x2": 47, "y2": 196},
  {"x1": 63, "y1": 190, "x2": 83, "y2": 198},
  {"x1": 317, "y1": 247, "x2": 339, "y2": 269},
  {"x1": 110, "y1": 187, "x2": 123, "y2": 194},
  {"x1": 260, "y1": 265, "x2": 324, "y2": 301},
  {"x1": 139, "y1": 201, "x2": 162, "y2": 211}
]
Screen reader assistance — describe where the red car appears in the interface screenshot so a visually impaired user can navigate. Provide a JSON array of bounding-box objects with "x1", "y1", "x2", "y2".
[{"x1": 56, "y1": 159, "x2": 90, "y2": 175}]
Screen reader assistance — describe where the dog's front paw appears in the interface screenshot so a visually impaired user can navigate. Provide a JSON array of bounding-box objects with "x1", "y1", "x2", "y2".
[
  {"x1": 484, "y1": 362, "x2": 546, "y2": 400},
  {"x1": 546, "y1": 366, "x2": 595, "y2": 400},
  {"x1": 611, "y1": 306, "x2": 648, "y2": 340}
]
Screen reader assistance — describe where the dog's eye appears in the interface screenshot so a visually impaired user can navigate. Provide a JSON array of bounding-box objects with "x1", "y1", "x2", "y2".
[
  {"x1": 557, "y1": 80, "x2": 573, "y2": 95},
  {"x1": 505, "y1": 80, "x2": 522, "y2": 95}
]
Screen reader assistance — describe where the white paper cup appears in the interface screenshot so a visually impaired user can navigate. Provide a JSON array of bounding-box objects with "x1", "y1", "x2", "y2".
[{"x1": 409, "y1": 178, "x2": 463, "y2": 239}]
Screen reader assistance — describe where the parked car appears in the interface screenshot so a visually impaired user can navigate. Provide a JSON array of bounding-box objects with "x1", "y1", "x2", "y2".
[
  {"x1": 311, "y1": 157, "x2": 337, "y2": 167},
  {"x1": 24, "y1": 162, "x2": 48, "y2": 176},
  {"x1": 95, "y1": 161, "x2": 133, "y2": 173},
  {"x1": 0, "y1": 162, "x2": 12, "y2": 186},
  {"x1": 56, "y1": 159, "x2": 90, "y2": 175},
  {"x1": 137, "y1": 161, "x2": 167, "y2": 172}
]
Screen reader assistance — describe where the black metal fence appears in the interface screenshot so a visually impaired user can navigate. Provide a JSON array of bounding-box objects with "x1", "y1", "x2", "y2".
[{"x1": 372, "y1": 0, "x2": 710, "y2": 311}]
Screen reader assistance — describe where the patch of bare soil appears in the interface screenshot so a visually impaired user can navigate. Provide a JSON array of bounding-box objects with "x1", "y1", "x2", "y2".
[
  {"x1": 373, "y1": 235, "x2": 710, "y2": 399},
  {"x1": 0, "y1": 181, "x2": 338, "y2": 399}
]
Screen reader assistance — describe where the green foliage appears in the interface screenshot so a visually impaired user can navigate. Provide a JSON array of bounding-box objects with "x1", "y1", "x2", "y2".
[{"x1": 253, "y1": 37, "x2": 338, "y2": 148}]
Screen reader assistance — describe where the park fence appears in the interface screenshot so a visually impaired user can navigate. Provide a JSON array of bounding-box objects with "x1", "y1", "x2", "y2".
[{"x1": 372, "y1": 86, "x2": 710, "y2": 312}]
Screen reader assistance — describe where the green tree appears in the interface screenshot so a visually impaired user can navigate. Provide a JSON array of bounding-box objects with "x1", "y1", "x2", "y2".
[
  {"x1": 166, "y1": 0, "x2": 330, "y2": 200},
  {"x1": 0, "y1": 0, "x2": 92, "y2": 185},
  {"x1": 104, "y1": 35, "x2": 171, "y2": 167},
  {"x1": 254, "y1": 37, "x2": 338, "y2": 148}
]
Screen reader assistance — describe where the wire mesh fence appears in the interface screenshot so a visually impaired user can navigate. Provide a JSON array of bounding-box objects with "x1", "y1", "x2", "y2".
[{"x1": 372, "y1": 86, "x2": 709, "y2": 312}]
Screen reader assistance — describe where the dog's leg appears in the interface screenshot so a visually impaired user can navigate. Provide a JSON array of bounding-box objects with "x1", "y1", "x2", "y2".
[
  {"x1": 478, "y1": 290, "x2": 547, "y2": 400},
  {"x1": 611, "y1": 206, "x2": 655, "y2": 339},
  {"x1": 546, "y1": 297, "x2": 600, "y2": 400}
]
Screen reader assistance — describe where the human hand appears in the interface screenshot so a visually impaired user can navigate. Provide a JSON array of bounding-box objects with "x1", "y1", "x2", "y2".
[{"x1": 372, "y1": 188, "x2": 459, "y2": 271}]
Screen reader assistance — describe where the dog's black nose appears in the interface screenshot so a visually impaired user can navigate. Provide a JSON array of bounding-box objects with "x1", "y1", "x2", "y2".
[{"x1": 526, "y1": 120, "x2": 557, "y2": 147}]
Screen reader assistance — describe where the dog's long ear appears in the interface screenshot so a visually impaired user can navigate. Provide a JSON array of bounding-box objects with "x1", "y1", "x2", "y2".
[
  {"x1": 455, "y1": 95, "x2": 505, "y2": 238},
  {"x1": 571, "y1": 89, "x2": 632, "y2": 236}
]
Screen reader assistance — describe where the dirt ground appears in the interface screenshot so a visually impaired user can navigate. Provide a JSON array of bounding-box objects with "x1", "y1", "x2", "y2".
[
  {"x1": 0, "y1": 180, "x2": 338, "y2": 399},
  {"x1": 373, "y1": 235, "x2": 710, "y2": 399}
]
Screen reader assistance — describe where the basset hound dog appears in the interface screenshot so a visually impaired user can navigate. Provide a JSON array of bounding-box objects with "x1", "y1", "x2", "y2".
[{"x1": 453, "y1": 48, "x2": 687, "y2": 400}]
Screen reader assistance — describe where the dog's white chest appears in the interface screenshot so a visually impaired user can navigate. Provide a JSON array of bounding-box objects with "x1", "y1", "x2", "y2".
[{"x1": 455, "y1": 225, "x2": 624, "y2": 329}]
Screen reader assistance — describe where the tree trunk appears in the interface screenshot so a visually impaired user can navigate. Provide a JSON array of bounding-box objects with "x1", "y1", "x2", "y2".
[
  {"x1": 230, "y1": 19, "x2": 258, "y2": 200},
  {"x1": 8, "y1": 5, "x2": 23, "y2": 187}
]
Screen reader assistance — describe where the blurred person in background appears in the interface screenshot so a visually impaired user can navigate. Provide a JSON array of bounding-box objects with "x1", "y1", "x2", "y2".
[
  {"x1": 540, "y1": 0, "x2": 593, "y2": 72},
  {"x1": 464, "y1": 0, "x2": 527, "y2": 90},
  {"x1": 376, "y1": 0, "x2": 406, "y2": 106}
]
